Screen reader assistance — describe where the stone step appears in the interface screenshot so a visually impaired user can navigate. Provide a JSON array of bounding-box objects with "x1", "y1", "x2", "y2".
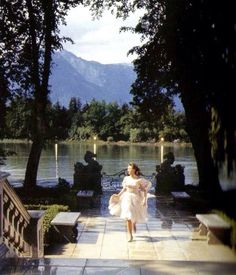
[{"x1": 1, "y1": 258, "x2": 236, "y2": 274}]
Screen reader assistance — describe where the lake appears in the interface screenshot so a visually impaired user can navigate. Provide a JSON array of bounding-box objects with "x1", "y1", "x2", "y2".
[{"x1": 0, "y1": 142, "x2": 199, "y2": 187}]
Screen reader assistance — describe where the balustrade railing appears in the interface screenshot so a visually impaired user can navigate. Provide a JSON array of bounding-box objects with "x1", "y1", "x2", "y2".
[
  {"x1": 101, "y1": 169, "x2": 156, "y2": 191},
  {"x1": 0, "y1": 172, "x2": 44, "y2": 258},
  {"x1": 1, "y1": 172, "x2": 31, "y2": 257}
]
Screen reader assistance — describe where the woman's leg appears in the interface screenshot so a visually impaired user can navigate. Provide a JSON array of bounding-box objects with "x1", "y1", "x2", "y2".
[
  {"x1": 127, "y1": 220, "x2": 133, "y2": 242},
  {"x1": 133, "y1": 222, "x2": 136, "y2": 233}
]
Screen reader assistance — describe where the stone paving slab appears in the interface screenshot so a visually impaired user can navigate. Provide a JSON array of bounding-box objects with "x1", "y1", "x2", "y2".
[
  {"x1": 1, "y1": 192, "x2": 236, "y2": 274},
  {"x1": 44, "y1": 192, "x2": 236, "y2": 264},
  {"x1": 1, "y1": 258, "x2": 236, "y2": 274}
]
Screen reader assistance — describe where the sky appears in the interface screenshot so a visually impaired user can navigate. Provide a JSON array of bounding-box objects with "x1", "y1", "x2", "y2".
[{"x1": 59, "y1": 5, "x2": 144, "y2": 64}]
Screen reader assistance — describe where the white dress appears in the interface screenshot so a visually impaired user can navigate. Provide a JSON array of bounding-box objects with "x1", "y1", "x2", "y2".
[{"x1": 109, "y1": 176, "x2": 151, "y2": 223}]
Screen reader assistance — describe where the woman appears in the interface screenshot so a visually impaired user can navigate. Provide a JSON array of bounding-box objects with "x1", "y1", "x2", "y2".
[{"x1": 109, "y1": 162, "x2": 151, "y2": 242}]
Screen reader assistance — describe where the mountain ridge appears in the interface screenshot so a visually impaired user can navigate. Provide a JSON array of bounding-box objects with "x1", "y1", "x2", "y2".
[
  {"x1": 49, "y1": 50, "x2": 183, "y2": 111},
  {"x1": 49, "y1": 50, "x2": 135, "y2": 106}
]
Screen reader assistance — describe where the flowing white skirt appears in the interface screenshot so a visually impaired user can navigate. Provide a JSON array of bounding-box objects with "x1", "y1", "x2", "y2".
[{"x1": 109, "y1": 191, "x2": 148, "y2": 223}]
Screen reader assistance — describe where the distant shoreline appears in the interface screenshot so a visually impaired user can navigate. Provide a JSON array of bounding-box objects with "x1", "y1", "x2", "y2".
[{"x1": 0, "y1": 138, "x2": 192, "y2": 147}]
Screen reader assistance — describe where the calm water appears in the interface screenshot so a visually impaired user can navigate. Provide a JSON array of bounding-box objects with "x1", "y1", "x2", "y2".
[{"x1": 0, "y1": 142, "x2": 199, "y2": 187}]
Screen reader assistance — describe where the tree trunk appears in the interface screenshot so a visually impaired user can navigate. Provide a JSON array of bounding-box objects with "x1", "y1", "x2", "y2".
[
  {"x1": 180, "y1": 83, "x2": 222, "y2": 201},
  {"x1": 0, "y1": 70, "x2": 9, "y2": 137},
  {"x1": 23, "y1": 0, "x2": 52, "y2": 190},
  {"x1": 24, "y1": 138, "x2": 44, "y2": 189}
]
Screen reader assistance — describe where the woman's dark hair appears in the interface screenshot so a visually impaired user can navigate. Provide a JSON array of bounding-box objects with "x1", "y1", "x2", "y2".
[{"x1": 128, "y1": 162, "x2": 142, "y2": 176}]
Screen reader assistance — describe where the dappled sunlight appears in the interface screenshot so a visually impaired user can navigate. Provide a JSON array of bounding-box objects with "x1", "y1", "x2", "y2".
[{"x1": 44, "y1": 191, "x2": 236, "y2": 263}]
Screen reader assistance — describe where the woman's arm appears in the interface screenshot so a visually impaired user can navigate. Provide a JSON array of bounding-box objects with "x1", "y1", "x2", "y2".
[
  {"x1": 117, "y1": 176, "x2": 127, "y2": 197},
  {"x1": 117, "y1": 187, "x2": 126, "y2": 197},
  {"x1": 139, "y1": 179, "x2": 151, "y2": 206},
  {"x1": 142, "y1": 188, "x2": 147, "y2": 206}
]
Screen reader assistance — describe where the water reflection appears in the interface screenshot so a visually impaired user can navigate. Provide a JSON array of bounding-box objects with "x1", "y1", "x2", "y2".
[
  {"x1": 55, "y1": 143, "x2": 58, "y2": 179},
  {"x1": 93, "y1": 136, "x2": 97, "y2": 159},
  {"x1": 160, "y1": 144, "x2": 164, "y2": 163},
  {"x1": 1, "y1": 142, "x2": 199, "y2": 187}
]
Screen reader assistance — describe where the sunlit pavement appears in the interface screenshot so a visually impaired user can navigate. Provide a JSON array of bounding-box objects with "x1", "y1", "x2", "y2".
[{"x1": 1, "y1": 192, "x2": 236, "y2": 274}]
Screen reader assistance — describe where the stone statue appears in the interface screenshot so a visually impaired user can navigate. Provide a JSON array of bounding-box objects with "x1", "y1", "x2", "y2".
[
  {"x1": 73, "y1": 151, "x2": 103, "y2": 194},
  {"x1": 155, "y1": 152, "x2": 185, "y2": 194}
]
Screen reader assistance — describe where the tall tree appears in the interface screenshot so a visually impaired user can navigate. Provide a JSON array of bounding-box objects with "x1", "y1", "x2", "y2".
[
  {"x1": 1, "y1": 0, "x2": 81, "y2": 189},
  {"x1": 5, "y1": 96, "x2": 33, "y2": 139},
  {"x1": 84, "y1": 0, "x2": 236, "y2": 199},
  {"x1": 0, "y1": 68, "x2": 9, "y2": 138},
  {"x1": 82, "y1": 99, "x2": 107, "y2": 138},
  {"x1": 49, "y1": 101, "x2": 70, "y2": 140}
]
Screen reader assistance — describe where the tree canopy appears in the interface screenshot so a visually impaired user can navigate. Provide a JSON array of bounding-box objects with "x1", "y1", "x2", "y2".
[
  {"x1": 84, "y1": 0, "x2": 236, "y2": 197},
  {"x1": 1, "y1": 0, "x2": 236, "y2": 197},
  {"x1": 0, "y1": 0, "x2": 82, "y2": 188}
]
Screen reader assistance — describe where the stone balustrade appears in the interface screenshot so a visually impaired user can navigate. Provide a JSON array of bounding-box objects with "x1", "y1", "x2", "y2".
[{"x1": 0, "y1": 172, "x2": 44, "y2": 258}]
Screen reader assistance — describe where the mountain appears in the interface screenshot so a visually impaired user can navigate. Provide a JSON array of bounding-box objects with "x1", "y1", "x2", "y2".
[
  {"x1": 49, "y1": 50, "x2": 135, "y2": 106},
  {"x1": 49, "y1": 50, "x2": 184, "y2": 111}
]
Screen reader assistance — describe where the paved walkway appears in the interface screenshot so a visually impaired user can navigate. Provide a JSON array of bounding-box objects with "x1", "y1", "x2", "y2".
[
  {"x1": 1, "y1": 192, "x2": 236, "y2": 274},
  {"x1": 46, "y1": 193, "x2": 236, "y2": 262}
]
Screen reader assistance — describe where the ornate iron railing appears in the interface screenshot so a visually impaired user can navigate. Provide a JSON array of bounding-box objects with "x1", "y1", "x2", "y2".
[{"x1": 101, "y1": 169, "x2": 156, "y2": 191}]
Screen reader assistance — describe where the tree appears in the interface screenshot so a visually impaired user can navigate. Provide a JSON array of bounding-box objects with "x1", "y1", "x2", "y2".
[
  {"x1": 5, "y1": 96, "x2": 33, "y2": 139},
  {"x1": 158, "y1": 109, "x2": 188, "y2": 142},
  {"x1": 49, "y1": 101, "x2": 70, "y2": 140},
  {"x1": 82, "y1": 99, "x2": 107, "y2": 138},
  {"x1": 84, "y1": 0, "x2": 236, "y2": 200},
  {"x1": 103, "y1": 102, "x2": 124, "y2": 141},
  {"x1": 119, "y1": 104, "x2": 134, "y2": 140},
  {"x1": 125, "y1": 0, "x2": 222, "y2": 195},
  {"x1": 68, "y1": 97, "x2": 82, "y2": 115},
  {"x1": 67, "y1": 97, "x2": 83, "y2": 139},
  {"x1": 0, "y1": 0, "x2": 80, "y2": 189},
  {"x1": 0, "y1": 68, "x2": 9, "y2": 139}
]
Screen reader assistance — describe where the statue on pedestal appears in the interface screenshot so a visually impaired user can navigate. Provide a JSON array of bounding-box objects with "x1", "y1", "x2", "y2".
[
  {"x1": 73, "y1": 151, "x2": 103, "y2": 194},
  {"x1": 155, "y1": 152, "x2": 185, "y2": 194}
]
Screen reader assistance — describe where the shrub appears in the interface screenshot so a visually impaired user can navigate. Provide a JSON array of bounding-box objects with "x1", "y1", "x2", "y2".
[
  {"x1": 129, "y1": 128, "x2": 142, "y2": 142},
  {"x1": 24, "y1": 204, "x2": 69, "y2": 246},
  {"x1": 107, "y1": 136, "x2": 114, "y2": 142},
  {"x1": 58, "y1": 177, "x2": 70, "y2": 193}
]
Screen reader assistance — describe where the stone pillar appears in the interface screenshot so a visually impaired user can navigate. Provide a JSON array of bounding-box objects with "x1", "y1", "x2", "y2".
[{"x1": 26, "y1": 210, "x2": 45, "y2": 258}]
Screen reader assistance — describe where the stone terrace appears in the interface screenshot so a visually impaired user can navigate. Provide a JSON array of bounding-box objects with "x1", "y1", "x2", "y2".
[{"x1": 1, "y1": 192, "x2": 236, "y2": 274}]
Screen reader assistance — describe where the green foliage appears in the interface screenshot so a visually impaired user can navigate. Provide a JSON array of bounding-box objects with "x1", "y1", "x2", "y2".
[
  {"x1": 101, "y1": 103, "x2": 120, "y2": 140},
  {"x1": 0, "y1": 146, "x2": 16, "y2": 166},
  {"x1": 48, "y1": 101, "x2": 70, "y2": 140},
  {"x1": 4, "y1": 95, "x2": 188, "y2": 142},
  {"x1": 129, "y1": 128, "x2": 141, "y2": 142},
  {"x1": 68, "y1": 97, "x2": 82, "y2": 115},
  {"x1": 82, "y1": 99, "x2": 107, "y2": 136},
  {"x1": 5, "y1": 96, "x2": 33, "y2": 139},
  {"x1": 75, "y1": 126, "x2": 94, "y2": 140},
  {"x1": 84, "y1": 1, "x2": 236, "y2": 197},
  {"x1": 1, "y1": 0, "x2": 83, "y2": 188},
  {"x1": 67, "y1": 97, "x2": 84, "y2": 140},
  {"x1": 107, "y1": 136, "x2": 114, "y2": 142},
  {"x1": 24, "y1": 204, "x2": 69, "y2": 245},
  {"x1": 160, "y1": 110, "x2": 188, "y2": 142},
  {"x1": 15, "y1": 180, "x2": 73, "y2": 205}
]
